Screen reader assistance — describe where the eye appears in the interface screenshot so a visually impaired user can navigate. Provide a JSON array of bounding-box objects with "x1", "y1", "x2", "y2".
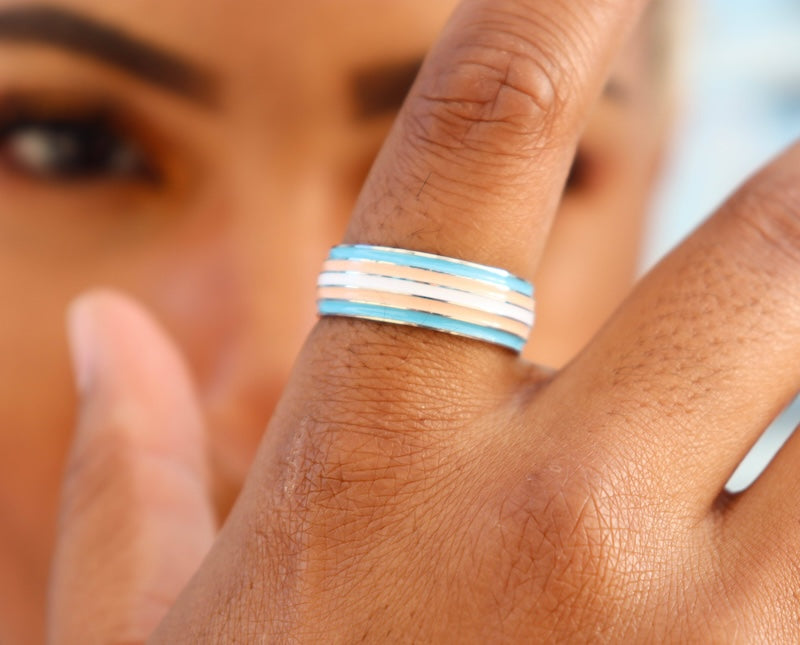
[{"x1": 0, "y1": 111, "x2": 155, "y2": 182}]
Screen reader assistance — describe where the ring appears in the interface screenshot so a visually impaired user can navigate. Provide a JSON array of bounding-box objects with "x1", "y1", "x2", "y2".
[{"x1": 316, "y1": 245, "x2": 535, "y2": 352}]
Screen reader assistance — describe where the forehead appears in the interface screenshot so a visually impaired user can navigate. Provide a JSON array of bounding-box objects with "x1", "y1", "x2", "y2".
[
  {"x1": 0, "y1": 0, "x2": 458, "y2": 119},
  {"x1": 0, "y1": 0, "x2": 658, "y2": 127},
  {"x1": 9, "y1": 0, "x2": 456, "y2": 69}
]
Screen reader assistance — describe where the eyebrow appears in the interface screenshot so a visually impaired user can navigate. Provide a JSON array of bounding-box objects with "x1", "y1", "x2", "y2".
[
  {"x1": 351, "y1": 56, "x2": 424, "y2": 119},
  {"x1": 0, "y1": 5, "x2": 219, "y2": 107}
]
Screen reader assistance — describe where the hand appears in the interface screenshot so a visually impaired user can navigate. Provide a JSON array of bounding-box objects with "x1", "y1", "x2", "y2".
[{"x1": 48, "y1": 0, "x2": 800, "y2": 641}]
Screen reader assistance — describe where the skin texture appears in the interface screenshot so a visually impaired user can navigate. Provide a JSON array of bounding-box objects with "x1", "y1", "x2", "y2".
[
  {"x1": 0, "y1": 1, "x2": 668, "y2": 641},
  {"x1": 41, "y1": 0, "x2": 800, "y2": 642}
]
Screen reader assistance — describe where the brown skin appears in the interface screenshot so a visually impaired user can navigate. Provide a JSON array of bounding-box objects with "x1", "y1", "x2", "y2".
[
  {"x1": 39, "y1": 0, "x2": 800, "y2": 641},
  {"x1": 0, "y1": 1, "x2": 667, "y2": 642}
]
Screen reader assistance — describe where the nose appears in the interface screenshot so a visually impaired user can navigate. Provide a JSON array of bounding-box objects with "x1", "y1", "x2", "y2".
[{"x1": 189, "y1": 162, "x2": 345, "y2": 516}]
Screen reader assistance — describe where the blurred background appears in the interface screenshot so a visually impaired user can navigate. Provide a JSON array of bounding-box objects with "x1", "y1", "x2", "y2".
[{"x1": 644, "y1": 0, "x2": 800, "y2": 491}]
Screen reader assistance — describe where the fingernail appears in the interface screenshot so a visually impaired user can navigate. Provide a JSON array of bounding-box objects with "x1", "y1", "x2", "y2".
[{"x1": 67, "y1": 296, "x2": 97, "y2": 395}]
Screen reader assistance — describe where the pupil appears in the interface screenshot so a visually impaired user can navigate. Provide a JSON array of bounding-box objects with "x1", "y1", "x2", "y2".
[{"x1": 2, "y1": 118, "x2": 138, "y2": 179}]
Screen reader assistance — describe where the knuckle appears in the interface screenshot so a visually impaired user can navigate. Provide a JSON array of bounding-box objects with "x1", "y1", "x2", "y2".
[
  {"x1": 254, "y1": 411, "x2": 475, "y2": 630},
  {"x1": 267, "y1": 401, "x2": 452, "y2": 550},
  {"x1": 407, "y1": 12, "x2": 574, "y2": 159},
  {"x1": 485, "y1": 453, "x2": 692, "y2": 637},
  {"x1": 275, "y1": 413, "x2": 453, "y2": 525},
  {"x1": 491, "y1": 464, "x2": 636, "y2": 632}
]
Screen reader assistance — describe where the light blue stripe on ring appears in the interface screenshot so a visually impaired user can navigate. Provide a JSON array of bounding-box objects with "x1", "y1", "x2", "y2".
[
  {"x1": 328, "y1": 245, "x2": 534, "y2": 298},
  {"x1": 318, "y1": 299, "x2": 527, "y2": 352}
]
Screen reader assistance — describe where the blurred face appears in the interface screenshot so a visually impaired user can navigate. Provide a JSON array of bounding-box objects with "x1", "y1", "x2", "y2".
[{"x1": 0, "y1": 0, "x2": 666, "y2": 639}]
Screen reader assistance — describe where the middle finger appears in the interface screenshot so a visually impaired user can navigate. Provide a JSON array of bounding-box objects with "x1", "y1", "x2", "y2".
[{"x1": 550, "y1": 142, "x2": 800, "y2": 512}]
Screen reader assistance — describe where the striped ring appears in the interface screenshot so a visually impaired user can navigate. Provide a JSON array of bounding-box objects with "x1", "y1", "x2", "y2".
[{"x1": 317, "y1": 245, "x2": 535, "y2": 353}]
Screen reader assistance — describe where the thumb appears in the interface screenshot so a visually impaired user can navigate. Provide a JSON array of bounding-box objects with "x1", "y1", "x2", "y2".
[{"x1": 47, "y1": 290, "x2": 216, "y2": 644}]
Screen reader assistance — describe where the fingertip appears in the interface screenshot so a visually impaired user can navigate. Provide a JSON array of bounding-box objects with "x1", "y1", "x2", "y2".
[
  {"x1": 66, "y1": 288, "x2": 138, "y2": 395},
  {"x1": 65, "y1": 288, "x2": 207, "y2": 459},
  {"x1": 66, "y1": 292, "x2": 99, "y2": 395}
]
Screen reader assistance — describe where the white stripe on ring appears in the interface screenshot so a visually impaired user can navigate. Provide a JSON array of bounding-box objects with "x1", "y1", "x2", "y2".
[
  {"x1": 318, "y1": 271, "x2": 534, "y2": 326},
  {"x1": 322, "y1": 259, "x2": 534, "y2": 310}
]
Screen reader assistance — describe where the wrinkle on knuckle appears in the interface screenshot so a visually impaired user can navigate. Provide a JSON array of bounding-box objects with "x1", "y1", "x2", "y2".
[
  {"x1": 408, "y1": 19, "x2": 572, "y2": 161},
  {"x1": 495, "y1": 469, "x2": 619, "y2": 613},
  {"x1": 268, "y1": 408, "x2": 456, "y2": 545},
  {"x1": 485, "y1": 457, "x2": 679, "y2": 636},
  {"x1": 256, "y1": 422, "x2": 467, "y2": 632}
]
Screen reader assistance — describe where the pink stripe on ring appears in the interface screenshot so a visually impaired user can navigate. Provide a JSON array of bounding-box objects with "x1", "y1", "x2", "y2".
[
  {"x1": 322, "y1": 259, "x2": 534, "y2": 311},
  {"x1": 317, "y1": 287, "x2": 530, "y2": 339}
]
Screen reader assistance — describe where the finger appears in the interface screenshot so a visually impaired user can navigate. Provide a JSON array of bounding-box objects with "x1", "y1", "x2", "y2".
[
  {"x1": 316, "y1": 0, "x2": 650, "y2": 382},
  {"x1": 47, "y1": 290, "x2": 216, "y2": 644},
  {"x1": 347, "y1": 0, "x2": 648, "y2": 279},
  {"x1": 552, "y1": 141, "x2": 800, "y2": 511}
]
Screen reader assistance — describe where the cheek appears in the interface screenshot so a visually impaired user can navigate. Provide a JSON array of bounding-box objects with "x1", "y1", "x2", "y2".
[
  {"x1": 144, "y1": 241, "x2": 316, "y2": 392},
  {"x1": 147, "y1": 244, "x2": 251, "y2": 385},
  {"x1": 0, "y1": 253, "x2": 77, "y2": 549},
  {"x1": 125, "y1": 230, "x2": 313, "y2": 395}
]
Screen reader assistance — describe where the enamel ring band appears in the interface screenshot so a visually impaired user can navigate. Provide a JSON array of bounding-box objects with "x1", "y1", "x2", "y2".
[{"x1": 316, "y1": 245, "x2": 535, "y2": 353}]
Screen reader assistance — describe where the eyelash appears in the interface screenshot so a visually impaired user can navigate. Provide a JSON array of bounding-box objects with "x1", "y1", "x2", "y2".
[{"x1": 0, "y1": 100, "x2": 158, "y2": 184}]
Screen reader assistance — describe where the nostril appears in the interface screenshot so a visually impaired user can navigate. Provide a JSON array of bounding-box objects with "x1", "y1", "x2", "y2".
[
  {"x1": 563, "y1": 146, "x2": 601, "y2": 196},
  {"x1": 565, "y1": 148, "x2": 589, "y2": 193}
]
